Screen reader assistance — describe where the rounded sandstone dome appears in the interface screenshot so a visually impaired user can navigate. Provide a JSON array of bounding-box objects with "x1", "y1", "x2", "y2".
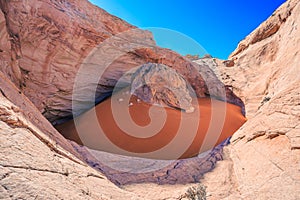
[{"x1": 130, "y1": 63, "x2": 195, "y2": 113}]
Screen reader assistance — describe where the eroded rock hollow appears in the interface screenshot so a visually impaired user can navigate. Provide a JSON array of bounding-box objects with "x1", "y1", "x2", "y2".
[
  {"x1": 0, "y1": 0, "x2": 247, "y2": 186},
  {"x1": 1, "y1": 0, "x2": 299, "y2": 199}
]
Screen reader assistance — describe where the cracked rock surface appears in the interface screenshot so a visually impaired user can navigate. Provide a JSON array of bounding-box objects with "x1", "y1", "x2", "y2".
[
  {"x1": 0, "y1": 0, "x2": 245, "y2": 198},
  {"x1": 0, "y1": 67, "x2": 193, "y2": 199},
  {"x1": 0, "y1": 0, "x2": 300, "y2": 199},
  {"x1": 0, "y1": 92, "x2": 141, "y2": 200},
  {"x1": 200, "y1": 0, "x2": 300, "y2": 199}
]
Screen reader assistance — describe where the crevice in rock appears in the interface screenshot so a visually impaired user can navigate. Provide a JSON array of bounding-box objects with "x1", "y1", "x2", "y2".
[
  {"x1": 0, "y1": 88, "x2": 7, "y2": 98},
  {"x1": 0, "y1": 164, "x2": 70, "y2": 176},
  {"x1": 0, "y1": 184, "x2": 8, "y2": 191},
  {"x1": 231, "y1": 135, "x2": 245, "y2": 144},
  {"x1": 266, "y1": 132, "x2": 286, "y2": 139},
  {"x1": 86, "y1": 173, "x2": 105, "y2": 179},
  {"x1": 291, "y1": 147, "x2": 300, "y2": 150},
  {"x1": 247, "y1": 131, "x2": 266, "y2": 142},
  {"x1": 0, "y1": 172, "x2": 10, "y2": 181}
]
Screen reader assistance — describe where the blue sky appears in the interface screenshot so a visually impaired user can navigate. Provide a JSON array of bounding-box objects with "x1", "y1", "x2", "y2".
[{"x1": 90, "y1": 0, "x2": 286, "y2": 59}]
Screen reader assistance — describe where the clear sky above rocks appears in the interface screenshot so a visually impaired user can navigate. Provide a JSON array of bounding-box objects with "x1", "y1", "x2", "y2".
[{"x1": 90, "y1": 0, "x2": 286, "y2": 59}]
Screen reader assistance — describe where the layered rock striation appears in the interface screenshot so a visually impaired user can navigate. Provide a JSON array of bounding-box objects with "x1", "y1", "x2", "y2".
[
  {"x1": 1, "y1": 0, "x2": 299, "y2": 199},
  {"x1": 0, "y1": 0, "x2": 246, "y2": 198},
  {"x1": 0, "y1": 0, "x2": 244, "y2": 123}
]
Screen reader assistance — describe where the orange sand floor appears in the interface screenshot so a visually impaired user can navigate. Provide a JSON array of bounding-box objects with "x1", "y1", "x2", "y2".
[{"x1": 56, "y1": 90, "x2": 246, "y2": 160}]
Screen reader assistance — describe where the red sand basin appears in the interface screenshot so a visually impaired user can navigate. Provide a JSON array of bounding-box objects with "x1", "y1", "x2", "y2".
[{"x1": 56, "y1": 90, "x2": 246, "y2": 160}]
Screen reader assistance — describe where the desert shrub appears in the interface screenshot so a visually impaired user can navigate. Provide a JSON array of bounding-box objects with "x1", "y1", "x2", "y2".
[{"x1": 178, "y1": 184, "x2": 207, "y2": 200}]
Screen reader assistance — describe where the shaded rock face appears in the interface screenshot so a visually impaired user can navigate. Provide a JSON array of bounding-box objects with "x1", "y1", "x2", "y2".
[
  {"x1": 72, "y1": 139, "x2": 230, "y2": 185},
  {"x1": 0, "y1": 0, "x2": 136, "y2": 122},
  {"x1": 131, "y1": 63, "x2": 194, "y2": 113},
  {"x1": 0, "y1": 0, "x2": 244, "y2": 123},
  {"x1": 222, "y1": 59, "x2": 235, "y2": 67}
]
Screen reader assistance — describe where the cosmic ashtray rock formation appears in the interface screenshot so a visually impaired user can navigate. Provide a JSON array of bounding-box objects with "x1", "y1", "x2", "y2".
[
  {"x1": 0, "y1": 0, "x2": 299, "y2": 199},
  {"x1": 0, "y1": 0, "x2": 245, "y2": 185}
]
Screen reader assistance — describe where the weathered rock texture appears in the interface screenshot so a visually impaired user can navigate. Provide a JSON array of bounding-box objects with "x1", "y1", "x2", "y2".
[
  {"x1": 131, "y1": 63, "x2": 194, "y2": 113},
  {"x1": 1, "y1": 0, "x2": 299, "y2": 199},
  {"x1": 71, "y1": 139, "x2": 229, "y2": 186},
  {"x1": 230, "y1": 0, "x2": 298, "y2": 58},
  {"x1": 0, "y1": 72, "x2": 141, "y2": 199},
  {"x1": 0, "y1": 0, "x2": 244, "y2": 123},
  {"x1": 0, "y1": 0, "x2": 245, "y2": 199},
  {"x1": 200, "y1": 0, "x2": 300, "y2": 199}
]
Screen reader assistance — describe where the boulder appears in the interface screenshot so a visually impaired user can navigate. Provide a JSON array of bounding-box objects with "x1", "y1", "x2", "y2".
[{"x1": 130, "y1": 63, "x2": 194, "y2": 113}]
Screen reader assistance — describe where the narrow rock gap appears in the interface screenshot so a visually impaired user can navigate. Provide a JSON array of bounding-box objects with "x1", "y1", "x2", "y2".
[{"x1": 0, "y1": 164, "x2": 70, "y2": 176}]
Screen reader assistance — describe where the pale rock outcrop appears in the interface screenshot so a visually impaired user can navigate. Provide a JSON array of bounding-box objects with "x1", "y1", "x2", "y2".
[
  {"x1": 0, "y1": 73, "x2": 229, "y2": 197},
  {"x1": 0, "y1": 40, "x2": 231, "y2": 200},
  {"x1": 0, "y1": 64, "x2": 206, "y2": 198},
  {"x1": 230, "y1": 0, "x2": 299, "y2": 58},
  {"x1": 201, "y1": 0, "x2": 300, "y2": 199},
  {"x1": 1, "y1": 0, "x2": 299, "y2": 199},
  {"x1": 0, "y1": 73, "x2": 141, "y2": 200},
  {"x1": 0, "y1": 0, "x2": 244, "y2": 198}
]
